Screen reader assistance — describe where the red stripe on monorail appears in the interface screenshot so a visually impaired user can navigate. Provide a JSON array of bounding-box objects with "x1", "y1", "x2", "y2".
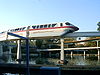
[
  {"x1": 11, "y1": 26, "x2": 78, "y2": 33},
  {"x1": 29, "y1": 26, "x2": 77, "y2": 31}
]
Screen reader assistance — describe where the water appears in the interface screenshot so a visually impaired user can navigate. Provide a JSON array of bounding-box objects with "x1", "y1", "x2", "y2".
[
  {"x1": 30, "y1": 55, "x2": 100, "y2": 66},
  {"x1": 2, "y1": 54, "x2": 100, "y2": 75}
]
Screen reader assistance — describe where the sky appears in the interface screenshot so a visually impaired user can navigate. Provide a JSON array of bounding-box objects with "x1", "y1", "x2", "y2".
[{"x1": 0, "y1": 0, "x2": 100, "y2": 32}]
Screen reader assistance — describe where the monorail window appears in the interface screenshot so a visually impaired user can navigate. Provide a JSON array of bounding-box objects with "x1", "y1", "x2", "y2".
[
  {"x1": 22, "y1": 27, "x2": 26, "y2": 30},
  {"x1": 15, "y1": 28, "x2": 22, "y2": 31},
  {"x1": 44, "y1": 25, "x2": 47, "y2": 28},
  {"x1": 10, "y1": 29, "x2": 13, "y2": 32},
  {"x1": 60, "y1": 23, "x2": 63, "y2": 26},
  {"x1": 32, "y1": 26, "x2": 36, "y2": 29},
  {"x1": 8, "y1": 30, "x2": 10, "y2": 32},
  {"x1": 27, "y1": 26, "x2": 30, "y2": 29},
  {"x1": 40, "y1": 25, "x2": 43, "y2": 28},
  {"x1": 65, "y1": 22, "x2": 71, "y2": 25},
  {"x1": 15, "y1": 28, "x2": 19, "y2": 31},
  {"x1": 48, "y1": 24, "x2": 51, "y2": 28},
  {"x1": 19, "y1": 28, "x2": 23, "y2": 31},
  {"x1": 37, "y1": 25, "x2": 39, "y2": 29},
  {"x1": 52, "y1": 23, "x2": 56, "y2": 27},
  {"x1": 0, "y1": 31, "x2": 5, "y2": 34}
]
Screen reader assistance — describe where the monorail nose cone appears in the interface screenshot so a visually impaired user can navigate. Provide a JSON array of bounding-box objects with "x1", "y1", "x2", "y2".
[{"x1": 75, "y1": 26, "x2": 79, "y2": 31}]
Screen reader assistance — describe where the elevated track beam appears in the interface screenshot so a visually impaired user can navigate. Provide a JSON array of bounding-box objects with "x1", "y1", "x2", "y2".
[{"x1": 64, "y1": 32, "x2": 100, "y2": 37}]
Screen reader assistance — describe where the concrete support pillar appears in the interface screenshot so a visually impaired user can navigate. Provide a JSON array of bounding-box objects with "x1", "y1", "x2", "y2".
[
  {"x1": 84, "y1": 50, "x2": 86, "y2": 60},
  {"x1": 0, "y1": 44, "x2": 3, "y2": 56},
  {"x1": 60, "y1": 38, "x2": 64, "y2": 61},
  {"x1": 97, "y1": 41, "x2": 100, "y2": 60},
  {"x1": 16, "y1": 40, "x2": 21, "y2": 64},
  {"x1": 8, "y1": 46, "x2": 12, "y2": 62},
  {"x1": 97, "y1": 40, "x2": 99, "y2": 47},
  {"x1": 84, "y1": 50, "x2": 86, "y2": 56},
  {"x1": 71, "y1": 51, "x2": 73, "y2": 59}
]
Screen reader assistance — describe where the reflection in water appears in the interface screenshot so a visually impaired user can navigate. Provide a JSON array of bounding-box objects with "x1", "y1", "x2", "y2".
[
  {"x1": 68, "y1": 56, "x2": 87, "y2": 65},
  {"x1": 25, "y1": 55, "x2": 100, "y2": 66},
  {"x1": 2, "y1": 55, "x2": 100, "y2": 75},
  {"x1": 6, "y1": 54, "x2": 100, "y2": 66}
]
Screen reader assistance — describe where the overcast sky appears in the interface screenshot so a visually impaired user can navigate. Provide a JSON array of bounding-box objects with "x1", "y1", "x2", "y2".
[{"x1": 0, "y1": 0, "x2": 100, "y2": 32}]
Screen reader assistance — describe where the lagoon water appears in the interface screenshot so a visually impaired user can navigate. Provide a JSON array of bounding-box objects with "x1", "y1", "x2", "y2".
[
  {"x1": 2, "y1": 55, "x2": 100, "y2": 75},
  {"x1": 31, "y1": 55, "x2": 100, "y2": 66}
]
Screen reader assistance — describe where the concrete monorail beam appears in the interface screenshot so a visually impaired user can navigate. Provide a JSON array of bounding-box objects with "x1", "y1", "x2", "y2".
[{"x1": 64, "y1": 32, "x2": 100, "y2": 37}]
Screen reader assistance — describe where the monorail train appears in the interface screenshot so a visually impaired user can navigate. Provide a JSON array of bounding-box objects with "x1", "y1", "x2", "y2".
[{"x1": 0, "y1": 22, "x2": 79, "y2": 39}]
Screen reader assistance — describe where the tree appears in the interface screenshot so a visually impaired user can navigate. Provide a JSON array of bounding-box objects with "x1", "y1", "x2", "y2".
[
  {"x1": 36, "y1": 39, "x2": 43, "y2": 48},
  {"x1": 97, "y1": 22, "x2": 100, "y2": 31}
]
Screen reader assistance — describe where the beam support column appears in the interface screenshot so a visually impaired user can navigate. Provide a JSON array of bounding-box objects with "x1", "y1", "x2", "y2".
[
  {"x1": 97, "y1": 40, "x2": 99, "y2": 47},
  {"x1": 97, "y1": 41, "x2": 100, "y2": 60},
  {"x1": 98, "y1": 49, "x2": 100, "y2": 56},
  {"x1": 71, "y1": 51, "x2": 73, "y2": 59},
  {"x1": 16, "y1": 40, "x2": 22, "y2": 64},
  {"x1": 83, "y1": 50, "x2": 86, "y2": 60},
  {"x1": 60, "y1": 38, "x2": 64, "y2": 61}
]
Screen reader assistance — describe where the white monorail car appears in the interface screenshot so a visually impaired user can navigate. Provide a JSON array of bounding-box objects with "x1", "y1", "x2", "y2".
[
  {"x1": 0, "y1": 22, "x2": 79, "y2": 39},
  {"x1": 28, "y1": 22, "x2": 79, "y2": 38}
]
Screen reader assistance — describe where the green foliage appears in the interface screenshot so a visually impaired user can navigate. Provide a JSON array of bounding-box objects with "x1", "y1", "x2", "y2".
[
  {"x1": 97, "y1": 27, "x2": 100, "y2": 31},
  {"x1": 36, "y1": 39, "x2": 43, "y2": 48},
  {"x1": 97, "y1": 22, "x2": 100, "y2": 26},
  {"x1": 97, "y1": 22, "x2": 100, "y2": 31}
]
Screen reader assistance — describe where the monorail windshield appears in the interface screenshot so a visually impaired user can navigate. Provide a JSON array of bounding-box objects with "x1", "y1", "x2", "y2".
[
  {"x1": 65, "y1": 22, "x2": 74, "y2": 26},
  {"x1": 65, "y1": 22, "x2": 71, "y2": 25}
]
